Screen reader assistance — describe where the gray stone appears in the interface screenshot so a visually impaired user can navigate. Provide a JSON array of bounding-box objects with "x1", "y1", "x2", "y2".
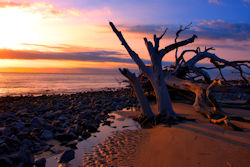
[
  {"x1": 35, "y1": 158, "x2": 46, "y2": 167},
  {"x1": 31, "y1": 117, "x2": 44, "y2": 127},
  {"x1": 40, "y1": 130, "x2": 53, "y2": 140},
  {"x1": 57, "y1": 150, "x2": 75, "y2": 163},
  {"x1": 0, "y1": 156, "x2": 13, "y2": 167},
  {"x1": 76, "y1": 110, "x2": 92, "y2": 120},
  {"x1": 13, "y1": 122, "x2": 25, "y2": 130},
  {"x1": 0, "y1": 143, "x2": 10, "y2": 154},
  {"x1": 21, "y1": 139, "x2": 32, "y2": 149},
  {"x1": 0, "y1": 112, "x2": 14, "y2": 120},
  {"x1": 58, "y1": 114, "x2": 67, "y2": 121},
  {"x1": 0, "y1": 127, "x2": 11, "y2": 136},
  {"x1": 17, "y1": 149, "x2": 34, "y2": 166},
  {"x1": 81, "y1": 131, "x2": 91, "y2": 139}
]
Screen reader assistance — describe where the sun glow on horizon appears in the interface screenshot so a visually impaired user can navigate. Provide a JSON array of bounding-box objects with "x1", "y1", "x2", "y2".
[
  {"x1": 0, "y1": 7, "x2": 40, "y2": 49},
  {"x1": 0, "y1": 59, "x2": 136, "y2": 69},
  {"x1": 0, "y1": 1, "x2": 248, "y2": 73}
]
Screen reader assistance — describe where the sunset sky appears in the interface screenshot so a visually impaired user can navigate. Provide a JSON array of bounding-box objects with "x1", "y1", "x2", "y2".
[{"x1": 0, "y1": 0, "x2": 249, "y2": 73}]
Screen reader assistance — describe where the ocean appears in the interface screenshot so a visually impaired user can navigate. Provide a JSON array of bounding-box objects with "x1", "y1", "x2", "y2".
[
  {"x1": 0, "y1": 72, "x2": 127, "y2": 96},
  {"x1": 0, "y1": 67, "x2": 248, "y2": 97}
]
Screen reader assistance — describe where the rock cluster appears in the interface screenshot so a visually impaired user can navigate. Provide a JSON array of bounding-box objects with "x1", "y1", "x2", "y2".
[{"x1": 0, "y1": 88, "x2": 137, "y2": 166}]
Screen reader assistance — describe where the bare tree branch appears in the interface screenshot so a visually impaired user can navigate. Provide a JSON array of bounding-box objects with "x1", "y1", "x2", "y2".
[
  {"x1": 175, "y1": 49, "x2": 198, "y2": 67},
  {"x1": 204, "y1": 46, "x2": 215, "y2": 52},
  {"x1": 159, "y1": 35, "x2": 197, "y2": 59},
  {"x1": 154, "y1": 28, "x2": 168, "y2": 52},
  {"x1": 109, "y1": 22, "x2": 148, "y2": 73},
  {"x1": 174, "y1": 23, "x2": 192, "y2": 63},
  {"x1": 185, "y1": 52, "x2": 249, "y2": 83}
]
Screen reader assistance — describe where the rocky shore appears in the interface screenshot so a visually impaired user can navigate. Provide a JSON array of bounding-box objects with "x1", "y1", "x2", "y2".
[{"x1": 0, "y1": 88, "x2": 138, "y2": 167}]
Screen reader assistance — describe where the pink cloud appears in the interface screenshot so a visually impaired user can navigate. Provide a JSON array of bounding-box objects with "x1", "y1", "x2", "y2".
[
  {"x1": 0, "y1": 1, "x2": 112, "y2": 19},
  {"x1": 198, "y1": 19, "x2": 225, "y2": 26},
  {"x1": 208, "y1": 0, "x2": 221, "y2": 4},
  {"x1": 67, "y1": 8, "x2": 82, "y2": 16}
]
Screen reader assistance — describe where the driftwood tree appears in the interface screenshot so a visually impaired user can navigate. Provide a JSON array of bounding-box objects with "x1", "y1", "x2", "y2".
[
  {"x1": 165, "y1": 50, "x2": 249, "y2": 129},
  {"x1": 110, "y1": 22, "x2": 196, "y2": 122},
  {"x1": 164, "y1": 24, "x2": 249, "y2": 126},
  {"x1": 110, "y1": 21, "x2": 249, "y2": 129}
]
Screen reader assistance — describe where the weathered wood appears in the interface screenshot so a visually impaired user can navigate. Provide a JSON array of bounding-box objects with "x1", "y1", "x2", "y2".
[
  {"x1": 109, "y1": 22, "x2": 148, "y2": 74},
  {"x1": 119, "y1": 68, "x2": 155, "y2": 119},
  {"x1": 164, "y1": 74, "x2": 211, "y2": 113},
  {"x1": 182, "y1": 52, "x2": 249, "y2": 83},
  {"x1": 110, "y1": 21, "x2": 182, "y2": 118},
  {"x1": 159, "y1": 35, "x2": 197, "y2": 59},
  {"x1": 110, "y1": 20, "x2": 249, "y2": 130}
]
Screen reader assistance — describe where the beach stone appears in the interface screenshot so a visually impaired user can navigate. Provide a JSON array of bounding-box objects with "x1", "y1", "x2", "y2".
[
  {"x1": 31, "y1": 117, "x2": 44, "y2": 127},
  {"x1": 17, "y1": 149, "x2": 34, "y2": 167},
  {"x1": 7, "y1": 153, "x2": 20, "y2": 165},
  {"x1": 73, "y1": 123, "x2": 83, "y2": 134},
  {"x1": 21, "y1": 139, "x2": 32, "y2": 149},
  {"x1": 85, "y1": 121, "x2": 98, "y2": 132},
  {"x1": 10, "y1": 135, "x2": 19, "y2": 142},
  {"x1": 40, "y1": 130, "x2": 53, "y2": 140},
  {"x1": 54, "y1": 132, "x2": 76, "y2": 142},
  {"x1": 0, "y1": 136, "x2": 20, "y2": 153},
  {"x1": 31, "y1": 128, "x2": 41, "y2": 135},
  {"x1": 65, "y1": 140, "x2": 78, "y2": 149},
  {"x1": 31, "y1": 142, "x2": 42, "y2": 152},
  {"x1": 0, "y1": 156, "x2": 13, "y2": 167},
  {"x1": 0, "y1": 143, "x2": 10, "y2": 154},
  {"x1": 12, "y1": 122, "x2": 25, "y2": 130},
  {"x1": 16, "y1": 132, "x2": 29, "y2": 141},
  {"x1": 15, "y1": 108, "x2": 28, "y2": 116},
  {"x1": 54, "y1": 110, "x2": 63, "y2": 116},
  {"x1": 43, "y1": 111, "x2": 55, "y2": 119},
  {"x1": 17, "y1": 162, "x2": 25, "y2": 167},
  {"x1": 58, "y1": 114, "x2": 67, "y2": 121},
  {"x1": 0, "y1": 112, "x2": 14, "y2": 120},
  {"x1": 57, "y1": 150, "x2": 75, "y2": 163},
  {"x1": 35, "y1": 158, "x2": 46, "y2": 167},
  {"x1": 0, "y1": 127, "x2": 11, "y2": 136},
  {"x1": 81, "y1": 131, "x2": 91, "y2": 139},
  {"x1": 51, "y1": 120, "x2": 61, "y2": 127},
  {"x1": 103, "y1": 121, "x2": 111, "y2": 126}
]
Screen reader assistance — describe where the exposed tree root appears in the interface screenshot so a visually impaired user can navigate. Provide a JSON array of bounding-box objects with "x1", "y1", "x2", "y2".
[
  {"x1": 134, "y1": 114, "x2": 196, "y2": 129},
  {"x1": 200, "y1": 112, "x2": 244, "y2": 131}
]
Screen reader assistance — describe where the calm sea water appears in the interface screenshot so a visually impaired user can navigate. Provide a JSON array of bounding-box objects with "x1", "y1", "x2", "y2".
[
  {"x1": 0, "y1": 67, "x2": 248, "y2": 97},
  {"x1": 0, "y1": 73, "x2": 127, "y2": 96}
]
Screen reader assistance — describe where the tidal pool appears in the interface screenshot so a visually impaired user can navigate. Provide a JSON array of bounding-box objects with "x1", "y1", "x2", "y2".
[{"x1": 45, "y1": 111, "x2": 141, "y2": 166}]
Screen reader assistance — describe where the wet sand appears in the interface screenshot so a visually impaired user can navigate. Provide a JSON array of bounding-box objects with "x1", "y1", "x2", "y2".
[{"x1": 84, "y1": 102, "x2": 250, "y2": 167}]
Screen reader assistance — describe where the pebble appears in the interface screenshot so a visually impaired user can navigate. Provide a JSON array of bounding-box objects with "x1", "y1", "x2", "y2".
[
  {"x1": 0, "y1": 156, "x2": 13, "y2": 167},
  {"x1": 0, "y1": 89, "x2": 136, "y2": 165},
  {"x1": 40, "y1": 130, "x2": 53, "y2": 140},
  {"x1": 17, "y1": 149, "x2": 34, "y2": 167},
  {"x1": 57, "y1": 149, "x2": 75, "y2": 163},
  {"x1": 35, "y1": 158, "x2": 46, "y2": 167}
]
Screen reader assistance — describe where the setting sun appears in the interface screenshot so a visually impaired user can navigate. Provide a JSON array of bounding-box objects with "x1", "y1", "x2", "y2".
[{"x1": 0, "y1": 7, "x2": 39, "y2": 49}]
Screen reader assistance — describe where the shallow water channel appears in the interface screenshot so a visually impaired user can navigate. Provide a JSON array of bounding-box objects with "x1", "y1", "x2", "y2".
[{"x1": 45, "y1": 111, "x2": 141, "y2": 166}]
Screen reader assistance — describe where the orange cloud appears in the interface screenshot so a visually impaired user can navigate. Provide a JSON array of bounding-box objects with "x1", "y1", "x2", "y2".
[
  {"x1": 0, "y1": 1, "x2": 112, "y2": 19},
  {"x1": 0, "y1": 1, "x2": 30, "y2": 8}
]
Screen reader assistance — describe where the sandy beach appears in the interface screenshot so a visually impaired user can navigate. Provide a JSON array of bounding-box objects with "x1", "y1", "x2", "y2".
[
  {"x1": 83, "y1": 102, "x2": 250, "y2": 167},
  {"x1": 0, "y1": 88, "x2": 249, "y2": 167}
]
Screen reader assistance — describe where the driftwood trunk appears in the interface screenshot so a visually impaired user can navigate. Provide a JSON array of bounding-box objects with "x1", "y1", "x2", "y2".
[{"x1": 119, "y1": 68, "x2": 155, "y2": 119}]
